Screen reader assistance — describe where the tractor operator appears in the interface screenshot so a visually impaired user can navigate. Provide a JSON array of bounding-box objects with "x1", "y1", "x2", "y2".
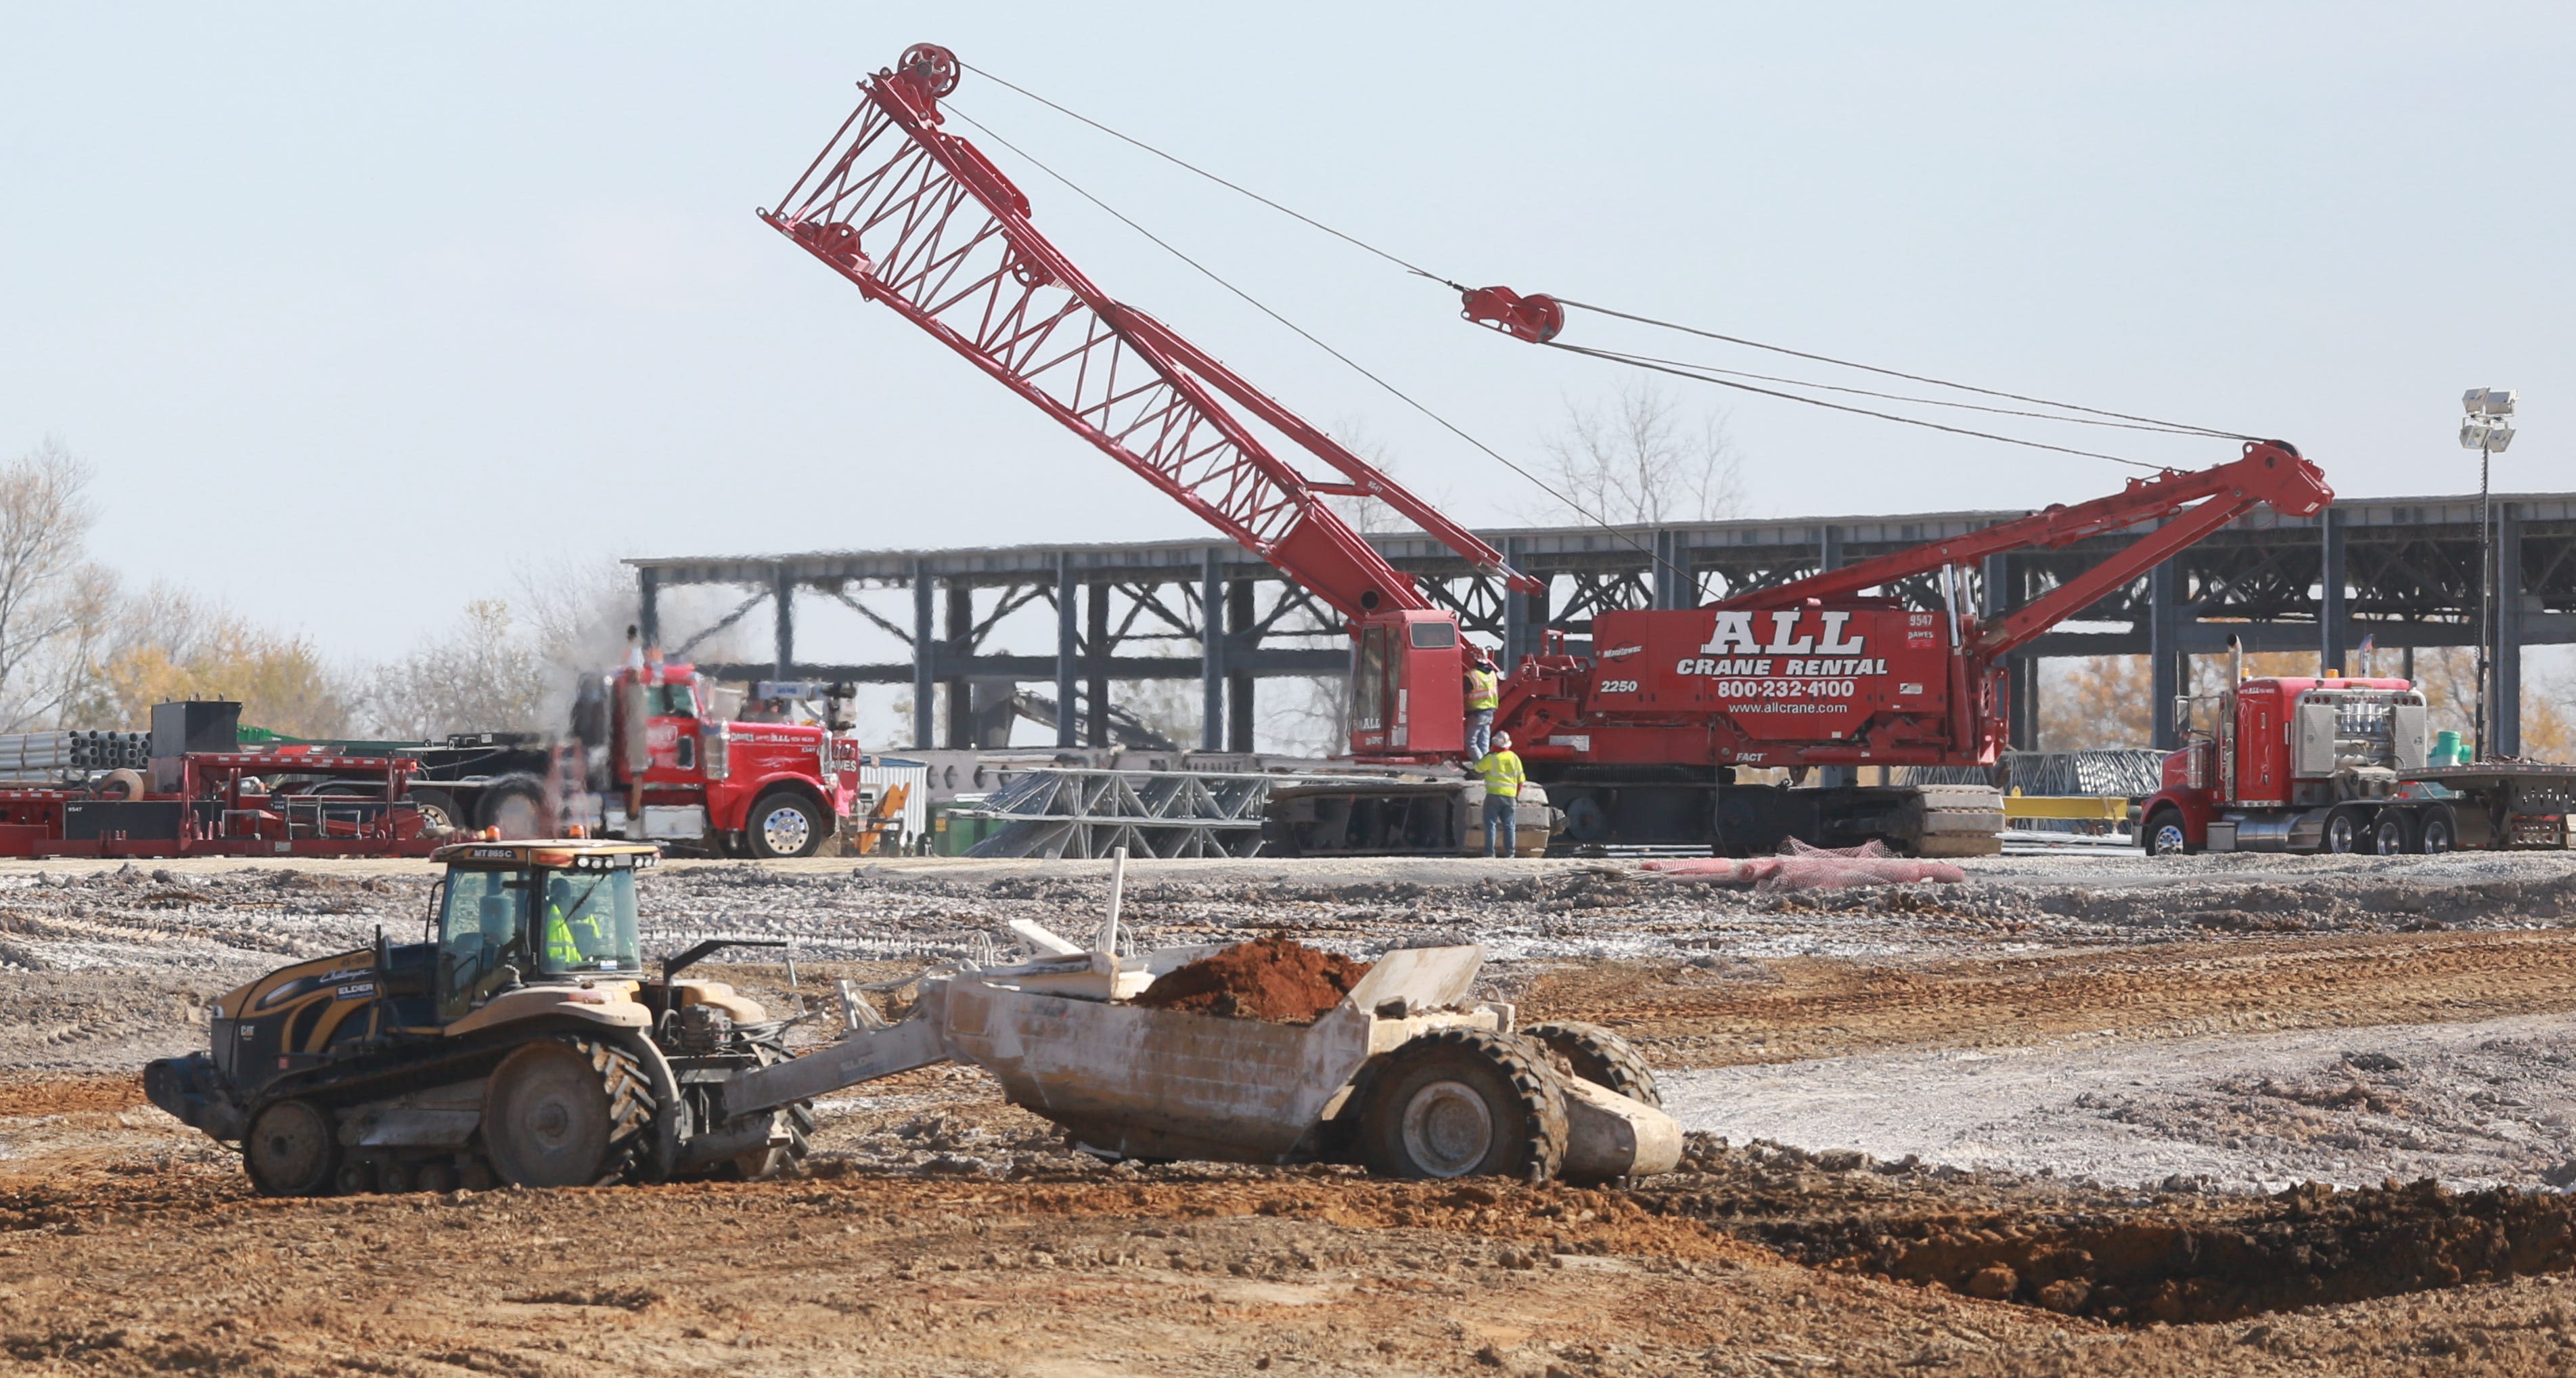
[
  {"x1": 1463, "y1": 646, "x2": 1500, "y2": 762},
  {"x1": 1474, "y1": 731, "x2": 1524, "y2": 858},
  {"x1": 541, "y1": 876, "x2": 608, "y2": 970}
]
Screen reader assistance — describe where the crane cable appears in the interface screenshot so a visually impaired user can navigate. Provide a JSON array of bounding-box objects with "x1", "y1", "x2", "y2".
[
  {"x1": 945, "y1": 104, "x2": 1667, "y2": 571},
  {"x1": 958, "y1": 60, "x2": 2263, "y2": 460},
  {"x1": 1543, "y1": 342, "x2": 2166, "y2": 470}
]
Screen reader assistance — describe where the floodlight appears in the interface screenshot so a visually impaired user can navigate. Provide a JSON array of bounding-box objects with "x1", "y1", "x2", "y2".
[
  {"x1": 2487, "y1": 424, "x2": 2515, "y2": 453},
  {"x1": 2461, "y1": 418, "x2": 2492, "y2": 449},
  {"x1": 2483, "y1": 388, "x2": 2518, "y2": 417},
  {"x1": 2465, "y1": 387, "x2": 2489, "y2": 412}
]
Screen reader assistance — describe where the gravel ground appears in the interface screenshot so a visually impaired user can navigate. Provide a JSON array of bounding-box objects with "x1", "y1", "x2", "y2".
[{"x1": 1663, "y1": 1012, "x2": 2576, "y2": 1195}]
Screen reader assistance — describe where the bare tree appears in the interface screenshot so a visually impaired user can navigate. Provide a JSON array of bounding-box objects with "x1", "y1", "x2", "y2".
[
  {"x1": 361, "y1": 600, "x2": 553, "y2": 738},
  {"x1": 0, "y1": 440, "x2": 112, "y2": 729},
  {"x1": 1531, "y1": 380, "x2": 1745, "y2": 527}
]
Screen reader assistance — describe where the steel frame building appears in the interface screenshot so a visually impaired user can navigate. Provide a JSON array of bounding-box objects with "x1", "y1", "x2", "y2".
[{"x1": 633, "y1": 490, "x2": 2576, "y2": 756}]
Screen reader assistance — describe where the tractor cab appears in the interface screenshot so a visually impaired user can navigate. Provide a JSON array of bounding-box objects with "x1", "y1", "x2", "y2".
[{"x1": 427, "y1": 839, "x2": 658, "y2": 1022}]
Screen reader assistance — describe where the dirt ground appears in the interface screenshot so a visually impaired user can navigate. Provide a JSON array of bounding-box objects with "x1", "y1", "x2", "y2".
[{"x1": 12, "y1": 852, "x2": 2576, "y2": 1374}]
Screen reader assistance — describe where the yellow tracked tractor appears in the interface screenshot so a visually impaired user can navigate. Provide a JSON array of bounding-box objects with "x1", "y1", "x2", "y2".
[{"x1": 145, "y1": 839, "x2": 814, "y2": 1195}]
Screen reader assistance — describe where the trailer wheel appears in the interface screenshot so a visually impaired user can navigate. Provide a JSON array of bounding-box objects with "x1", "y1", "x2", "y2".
[
  {"x1": 408, "y1": 787, "x2": 466, "y2": 834},
  {"x1": 2372, "y1": 809, "x2": 2417, "y2": 855},
  {"x1": 2419, "y1": 807, "x2": 2457, "y2": 854},
  {"x1": 2324, "y1": 807, "x2": 2369, "y2": 854},
  {"x1": 2143, "y1": 807, "x2": 2194, "y2": 856},
  {"x1": 476, "y1": 774, "x2": 548, "y2": 839},
  {"x1": 1519, "y1": 1020, "x2": 1662, "y2": 1109},
  {"x1": 244, "y1": 1099, "x2": 339, "y2": 1197},
  {"x1": 746, "y1": 790, "x2": 826, "y2": 859},
  {"x1": 1361, "y1": 1028, "x2": 1567, "y2": 1182}
]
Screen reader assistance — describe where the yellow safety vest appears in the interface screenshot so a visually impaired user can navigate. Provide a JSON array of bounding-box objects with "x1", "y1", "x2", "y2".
[
  {"x1": 543, "y1": 906, "x2": 599, "y2": 966},
  {"x1": 1474, "y1": 749, "x2": 1525, "y2": 798},
  {"x1": 1465, "y1": 667, "x2": 1500, "y2": 711},
  {"x1": 543, "y1": 909, "x2": 581, "y2": 966}
]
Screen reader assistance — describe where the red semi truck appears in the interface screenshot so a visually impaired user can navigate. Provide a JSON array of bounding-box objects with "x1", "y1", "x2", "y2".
[
  {"x1": 565, "y1": 661, "x2": 863, "y2": 858},
  {"x1": 2138, "y1": 665, "x2": 2574, "y2": 855}
]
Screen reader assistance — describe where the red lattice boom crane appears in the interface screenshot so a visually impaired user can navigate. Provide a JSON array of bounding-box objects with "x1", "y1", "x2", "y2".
[{"x1": 765, "y1": 45, "x2": 2334, "y2": 855}]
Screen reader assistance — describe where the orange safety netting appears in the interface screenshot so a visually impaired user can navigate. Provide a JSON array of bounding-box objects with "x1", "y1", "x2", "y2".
[{"x1": 1642, "y1": 838, "x2": 1966, "y2": 891}]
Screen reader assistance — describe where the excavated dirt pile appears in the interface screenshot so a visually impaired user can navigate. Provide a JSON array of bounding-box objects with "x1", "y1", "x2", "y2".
[
  {"x1": 1743, "y1": 1177, "x2": 2576, "y2": 1325},
  {"x1": 1130, "y1": 933, "x2": 1370, "y2": 1023}
]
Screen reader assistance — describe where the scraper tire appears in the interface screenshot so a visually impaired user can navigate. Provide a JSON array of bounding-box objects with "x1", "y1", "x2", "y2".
[
  {"x1": 1361, "y1": 1028, "x2": 1566, "y2": 1183},
  {"x1": 1520, "y1": 1021, "x2": 1661, "y2": 1109}
]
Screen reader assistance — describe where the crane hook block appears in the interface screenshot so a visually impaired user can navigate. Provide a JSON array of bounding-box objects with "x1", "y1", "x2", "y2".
[{"x1": 1460, "y1": 286, "x2": 1564, "y2": 344}]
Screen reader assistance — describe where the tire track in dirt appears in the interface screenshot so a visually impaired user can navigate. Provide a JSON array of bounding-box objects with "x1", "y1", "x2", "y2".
[{"x1": 1520, "y1": 928, "x2": 2576, "y2": 1068}]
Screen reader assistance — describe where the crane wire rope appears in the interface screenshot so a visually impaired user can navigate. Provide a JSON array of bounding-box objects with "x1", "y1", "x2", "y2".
[
  {"x1": 1544, "y1": 342, "x2": 2164, "y2": 470},
  {"x1": 959, "y1": 60, "x2": 1468, "y2": 290},
  {"x1": 957, "y1": 61, "x2": 2262, "y2": 456},
  {"x1": 945, "y1": 104, "x2": 1671, "y2": 574}
]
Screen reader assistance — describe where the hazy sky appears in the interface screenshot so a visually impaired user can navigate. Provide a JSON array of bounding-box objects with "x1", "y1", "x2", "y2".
[{"x1": 3, "y1": 3, "x2": 2568, "y2": 664}]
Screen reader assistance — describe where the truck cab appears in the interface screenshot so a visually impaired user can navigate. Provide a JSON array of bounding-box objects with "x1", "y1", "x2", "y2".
[
  {"x1": 577, "y1": 663, "x2": 862, "y2": 858},
  {"x1": 2140, "y1": 675, "x2": 2435, "y2": 855}
]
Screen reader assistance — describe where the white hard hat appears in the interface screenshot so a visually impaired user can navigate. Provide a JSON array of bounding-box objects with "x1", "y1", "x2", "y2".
[{"x1": 1492, "y1": 732, "x2": 1512, "y2": 748}]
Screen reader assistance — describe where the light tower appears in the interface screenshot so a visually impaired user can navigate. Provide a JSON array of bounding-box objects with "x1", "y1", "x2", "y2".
[{"x1": 2460, "y1": 387, "x2": 2518, "y2": 759}]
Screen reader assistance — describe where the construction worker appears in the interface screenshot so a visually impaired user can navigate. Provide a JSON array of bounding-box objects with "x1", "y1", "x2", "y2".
[
  {"x1": 1464, "y1": 646, "x2": 1501, "y2": 761},
  {"x1": 541, "y1": 876, "x2": 604, "y2": 969},
  {"x1": 1474, "y1": 730, "x2": 1525, "y2": 858}
]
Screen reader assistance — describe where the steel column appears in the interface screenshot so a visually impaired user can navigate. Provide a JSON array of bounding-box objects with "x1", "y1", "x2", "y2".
[
  {"x1": 1820, "y1": 525, "x2": 1845, "y2": 573},
  {"x1": 1979, "y1": 552, "x2": 2035, "y2": 753},
  {"x1": 2498, "y1": 504, "x2": 2524, "y2": 757},
  {"x1": 1652, "y1": 530, "x2": 1687, "y2": 609},
  {"x1": 637, "y1": 566, "x2": 662, "y2": 649},
  {"x1": 2149, "y1": 557, "x2": 2184, "y2": 750},
  {"x1": 1200, "y1": 548, "x2": 1223, "y2": 751},
  {"x1": 2319, "y1": 506, "x2": 2347, "y2": 675},
  {"x1": 911, "y1": 564, "x2": 934, "y2": 749},
  {"x1": 943, "y1": 583, "x2": 972, "y2": 751},
  {"x1": 2010, "y1": 657, "x2": 2039, "y2": 751},
  {"x1": 1055, "y1": 558, "x2": 1079, "y2": 749},
  {"x1": 771, "y1": 566, "x2": 795, "y2": 684},
  {"x1": 1227, "y1": 577, "x2": 1257, "y2": 752},
  {"x1": 1086, "y1": 582, "x2": 1111, "y2": 749},
  {"x1": 1503, "y1": 538, "x2": 1533, "y2": 667}
]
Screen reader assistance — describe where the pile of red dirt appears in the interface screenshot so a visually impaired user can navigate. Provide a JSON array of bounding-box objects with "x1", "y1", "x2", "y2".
[{"x1": 1130, "y1": 933, "x2": 1372, "y2": 1024}]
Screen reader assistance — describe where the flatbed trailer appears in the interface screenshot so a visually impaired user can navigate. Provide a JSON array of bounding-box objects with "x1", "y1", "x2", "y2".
[
  {"x1": 0, "y1": 751, "x2": 438, "y2": 860},
  {"x1": 2391, "y1": 763, "x2": 2576, "y2": 851}
]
